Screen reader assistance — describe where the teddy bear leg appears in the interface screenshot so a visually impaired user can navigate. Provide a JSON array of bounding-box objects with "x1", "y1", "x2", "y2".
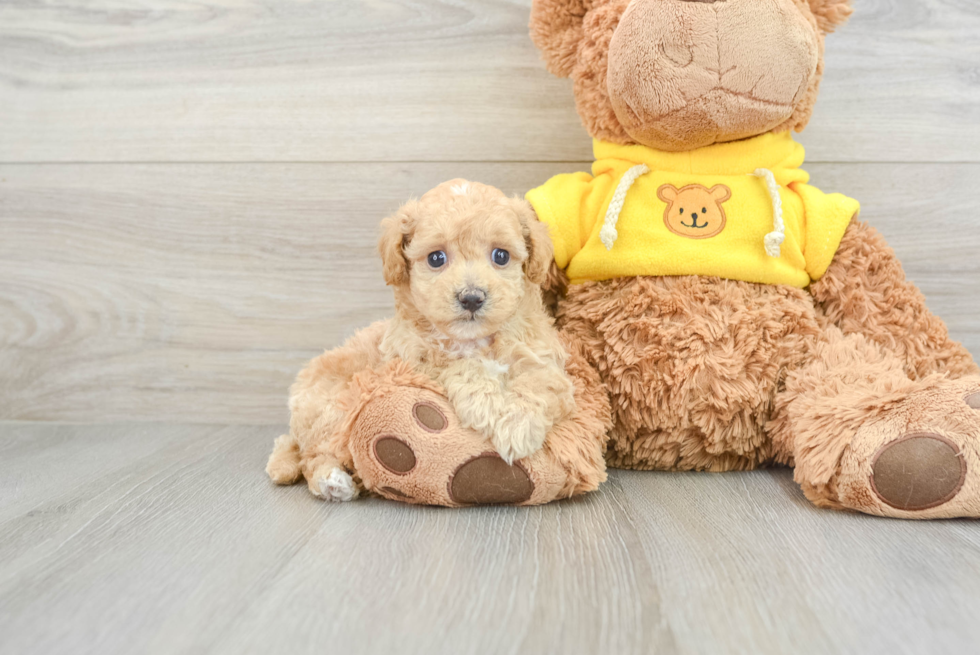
[
  {"x1": 772, "y1": 327, "x2": 980, "y2": 518},
  {"x1": 342, "y1": 354, "x2": 609, "y2": 507},
  {"x1": 811, "y1": 218, "x2": 979, "y2": 380}
]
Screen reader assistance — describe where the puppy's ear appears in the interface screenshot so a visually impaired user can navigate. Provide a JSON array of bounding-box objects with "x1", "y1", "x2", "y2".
[
  {"x1": 808, "y1": 0, "x2": 853, "y2": 34},
  {"x1": 378, "y1": 200, "x2": 419, "y2": 286},
  {"x1": 512, "y1": 198, "x2": 554, "y2": 286}
]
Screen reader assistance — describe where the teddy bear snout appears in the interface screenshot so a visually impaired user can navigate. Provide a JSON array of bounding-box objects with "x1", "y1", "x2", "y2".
[{"x1": 605, "y1": 0, "x2": 819, "y2": 151}]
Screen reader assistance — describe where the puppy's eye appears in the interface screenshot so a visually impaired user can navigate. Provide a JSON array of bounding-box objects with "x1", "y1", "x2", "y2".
[
  {"x1": 491, "y1": 248, "x2": 510, "y2": 266},
  {"x1": 427, "y1": 251, "x2": 447, "y2": 269}
]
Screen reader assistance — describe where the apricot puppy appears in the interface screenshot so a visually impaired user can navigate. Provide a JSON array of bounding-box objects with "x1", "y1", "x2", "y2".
[
  {"x1": 268, "y1": 179, "x2": 576, "y2": 500},
  {"x1": 378, "y1": 179, "x2": 576, "y2": 463}
]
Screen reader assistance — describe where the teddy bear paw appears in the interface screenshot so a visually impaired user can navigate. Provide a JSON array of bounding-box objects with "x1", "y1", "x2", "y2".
[
  {"x1": 869, "y1": 433, "x2": 966, "y2": 512},
  {"x1": 347, "y1": 385, "x2": 570, "y2": 506},
  {"x1": 835, "y1": 378, "x2": 980, "y2": 517}
]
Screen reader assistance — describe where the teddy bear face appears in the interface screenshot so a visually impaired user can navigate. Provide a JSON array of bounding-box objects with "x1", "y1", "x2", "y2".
[
  {"x1": 657, "y1": 183, "x2": 732, "y2": 239},
  {"x1": 608, "y1": 0, "x2": 820, "y2": 151},
  {"x1": 531, "y1": 0, "x2": 854, "y2": 151}
]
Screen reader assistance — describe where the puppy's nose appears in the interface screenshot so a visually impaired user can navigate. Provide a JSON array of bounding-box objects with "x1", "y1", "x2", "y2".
[{"x1": 458, "y1": 289, "x2": 486, "y2": 312}]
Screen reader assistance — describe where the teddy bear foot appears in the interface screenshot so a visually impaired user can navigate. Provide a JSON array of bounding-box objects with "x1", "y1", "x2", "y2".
[
  {"x1": 831, "y1": 380, "x2": 980, "y2": 518},
  {"x1": 346, "y1": 384, "x2": 567, "y2": 507},
  {"x1": 868, "y1": 433, "x2": 966, "y2": 512}
]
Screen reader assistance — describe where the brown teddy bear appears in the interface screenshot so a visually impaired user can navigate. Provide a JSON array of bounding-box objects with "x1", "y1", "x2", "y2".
[{"x1": 526, "y1": 0, "x2": 980, "y2": 517}]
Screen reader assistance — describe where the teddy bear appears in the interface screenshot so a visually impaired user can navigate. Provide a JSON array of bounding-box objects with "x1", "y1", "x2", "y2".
[{"x1": 525, "y1": 0, "x2": 980, "y2": 517}]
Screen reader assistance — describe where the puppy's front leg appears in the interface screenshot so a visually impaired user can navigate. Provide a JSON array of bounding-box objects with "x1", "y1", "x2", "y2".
[
  {"x1": 490, "y1": 390, "x2": 551, "y2": 464},
  {"x1": 493, "y1": 362, "x2": 575, "y2": 463},
  {"x1": 440, "y1": 358, "x2": 512, "y2": 445},
  {"x1": 441, "y1": 359, "x2": 561, "y2": 464}
]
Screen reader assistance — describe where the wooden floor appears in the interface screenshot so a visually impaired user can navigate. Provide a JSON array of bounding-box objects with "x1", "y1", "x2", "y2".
[
  {"x1": 4, "y1": 422, "x2": 980, "y2": 655},
  {"x1": 2, "y1": 1, "x2": 980, "y2": 653}
]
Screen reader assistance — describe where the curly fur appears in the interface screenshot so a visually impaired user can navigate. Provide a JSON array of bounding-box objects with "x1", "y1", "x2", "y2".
[
  {"x1": 807, "y1": 0, "x2": 854, "y2": 34},
  {"x1": 549, "y1": 212, "x2": 980, "y2": 515},
  {"x1": 557, "y1": 274, "x2": 822, "y2": 471},
  {"x1": 571, "y1": 0, "x2": 633, "y2": 145},
  {"x1": 529, "y1": 0, "x2": 980, "y2": 518},
  {"x1": 333, "y1": 344, "x2": 610, "y2": 505},
  {"x1": 269, "y1": 180, "x2": 604, "y2": 501},
  {"x1": 529, "y1": 0, "x2": 591, "y2": 78},
  {"x1": 810, "y1": 219, "x2": 979, "y2": 381},
  {"x1": 376, "y1": 180, "x2": 575, "y2": 464}
]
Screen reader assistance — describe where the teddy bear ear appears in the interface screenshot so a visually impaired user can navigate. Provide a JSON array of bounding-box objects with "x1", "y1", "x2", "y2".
[
  {"x1": 807, "y1": 0, "x2": 854, "y2": 34},
  {"x1": 709, "y1": 185, "x2": 732, "y2": 202},
  {"x1": 530, "y1": 0, "x2": 591, "y2": 78},
  {"x1": 657, "y1": 185, "x2": 678, "y2": 203}
]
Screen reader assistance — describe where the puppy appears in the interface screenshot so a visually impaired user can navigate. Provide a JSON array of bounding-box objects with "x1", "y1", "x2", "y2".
[{"x1": 267, "y1": 179, "x2": 576, "y2": 501}]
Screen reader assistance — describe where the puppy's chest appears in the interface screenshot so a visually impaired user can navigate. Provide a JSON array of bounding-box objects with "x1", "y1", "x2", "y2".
[
  {"x1": 440, "y1": 337, "x2": 496, "y2": 360},
  {"x1": 416, "y1": 337, "x2": 512, "y2": 380},
  {"x1": 443, "y1": 343, "x2": 512, "y2": 379},
  {"x1": 477, "y1": 357, "x2": 510, "y2": 379}
]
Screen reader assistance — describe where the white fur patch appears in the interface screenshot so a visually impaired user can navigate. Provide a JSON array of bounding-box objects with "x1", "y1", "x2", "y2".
[
  {"x1": 316, "y1": 468, "x2": 359, "y2": 502},
  {"x1": 451, "y1": 182, "x2": 470, "y2": 196},
  {"x1": 481, "y1": 358, "x2": 510, "y2": 378},
  {"x1": 440, "y1": 334, "x2": 494, "y2": 358}
]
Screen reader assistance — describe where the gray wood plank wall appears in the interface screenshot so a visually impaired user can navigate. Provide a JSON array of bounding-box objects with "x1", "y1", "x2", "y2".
[{"x1": 2, "y1": 0, "x2": 979, "y2": 425}]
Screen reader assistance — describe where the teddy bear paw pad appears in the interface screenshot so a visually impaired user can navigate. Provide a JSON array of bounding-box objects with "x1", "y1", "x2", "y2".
[
  {"x1": 374, "y1": 436, "x2": 417, "y2": 474},
  {"x1": 966, "y1": 392, "x2": 980, "y2": 410},
  {"x1": 413, "y1": 401, "x2": 447, "y2": 431},
  {"x1": 870, "y1": 433, "x2": 967, "y2": 511},
  {"x1": 448, "y1": 453, "x2": 534, "y2": 505}
]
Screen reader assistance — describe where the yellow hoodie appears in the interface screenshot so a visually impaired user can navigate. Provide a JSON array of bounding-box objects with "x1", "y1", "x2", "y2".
[{"x1": 526, "y1": 132, "x2": 860, "y2": 288}]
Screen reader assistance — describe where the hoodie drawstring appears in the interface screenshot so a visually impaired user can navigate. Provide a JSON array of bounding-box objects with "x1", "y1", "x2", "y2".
[
  {"x1": 600, "y1": 164, "x2": 649, "y2": 250},
  {"x1": 754, "y1": 168, "x2": 785, "y2": 258}
]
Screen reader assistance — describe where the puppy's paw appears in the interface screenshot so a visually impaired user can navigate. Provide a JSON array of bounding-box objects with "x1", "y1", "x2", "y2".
[
  {"x1": 266, "y1": 434, "x2": 302, "y2": 485},
  {"x1": 310, "y1": 467, "x2": 360, "y2": 502},
  {"x1": 492, "y1": 409, "x2": 548, "y2": 464}
]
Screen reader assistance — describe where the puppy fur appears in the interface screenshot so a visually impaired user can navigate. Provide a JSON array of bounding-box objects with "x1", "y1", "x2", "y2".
[{"x1": 267, "y1": 179, "x2": 576, "y2": 500}]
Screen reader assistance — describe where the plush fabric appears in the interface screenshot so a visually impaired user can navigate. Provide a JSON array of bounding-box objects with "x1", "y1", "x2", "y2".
[
  {"x1": 531, "y1": 0, "x2": 834, "y2": 150},
  {"x1": 526, "y1": 132, "x2": 858, "y2": 287},
  {"x1": 528, "y1": 0, "x2": 980, "y2": 518},
  {"x1": 268, "y1": 181, "x2": 613, "y2": 508},
  {"x1": 285, "y1": 338, "x2": 610, "y2": 507},
  {"x1": 606, "y1": 0, "x2": 819, "y2": 151}
]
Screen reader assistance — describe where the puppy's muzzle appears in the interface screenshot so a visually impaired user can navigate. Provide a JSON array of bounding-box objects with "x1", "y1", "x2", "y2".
[{"x1": 457, "y1": 288, "x2": 487, "y2": 313}]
